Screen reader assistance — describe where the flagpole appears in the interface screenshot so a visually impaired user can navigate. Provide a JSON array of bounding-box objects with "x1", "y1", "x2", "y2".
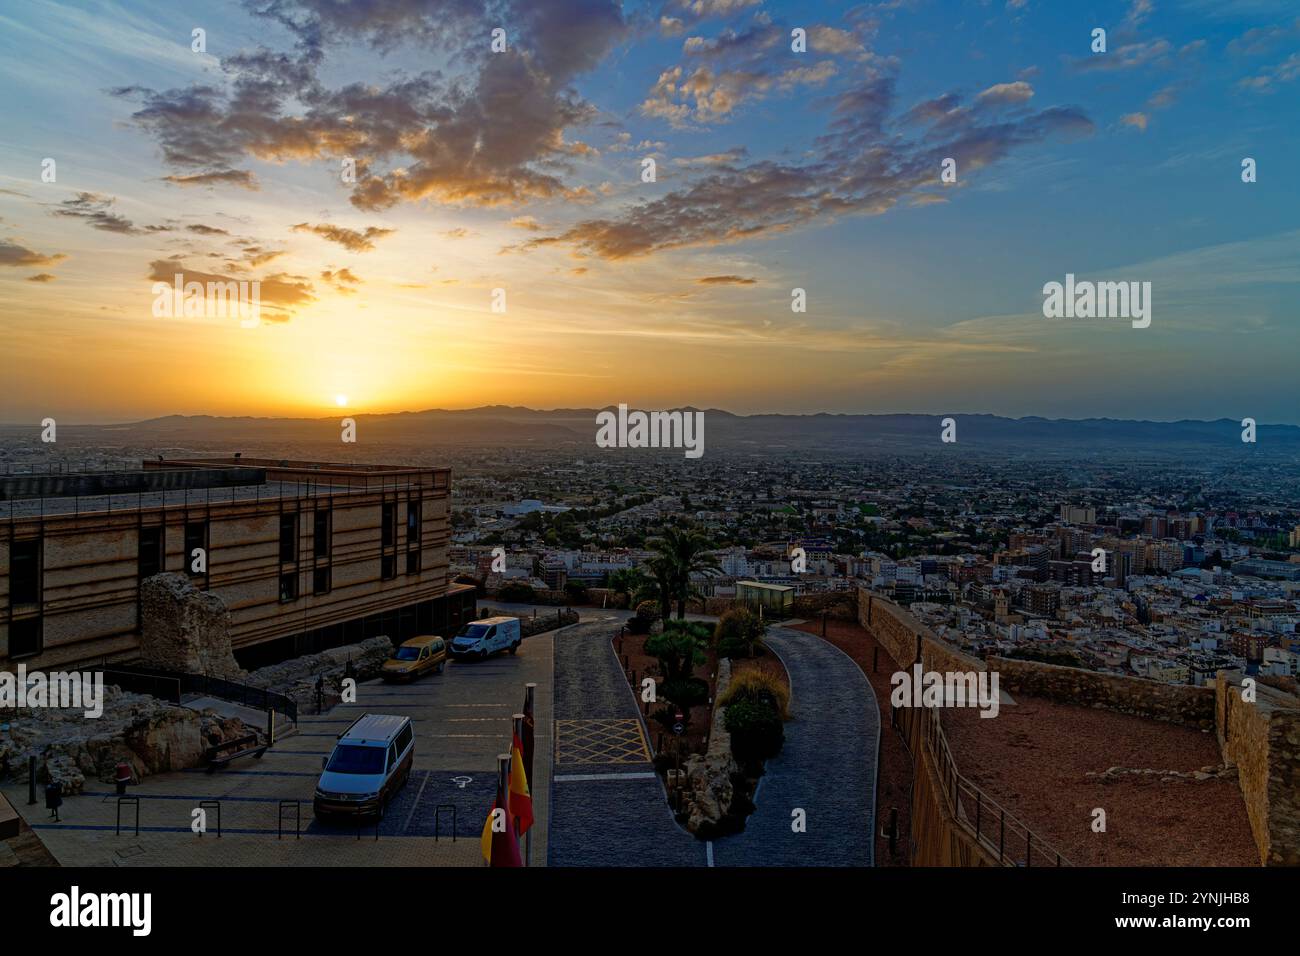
[
  {"x1": 524, "y1": 682, "x2": 536, "y2": 867},
  {"x1": 496, "y1": 753, "x2": 512, "y2": 866},
  {"x1": 513, "y1": 713, "x2": 527, "y2": 866}
]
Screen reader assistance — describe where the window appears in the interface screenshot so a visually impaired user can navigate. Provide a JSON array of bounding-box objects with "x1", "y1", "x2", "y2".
[
  {"x1": 138, "y1": 527, "x2": 163, "y2": 579},
  {"x1": 324, "y1": 745, "x2": 385, "y2": 775},
  {"x1": 394, "y1": 724, "x2": 413, "y2": 755},
  {"x1": 381, "y1": 555, "x2": 396, "y2": 580},
  {"x1": 312, "y1": 566, "x2": 331, "y2": 596},
  {"x1": 184, "y1": 521, "x2": 207, "y2": 577},
  {"x1": 279, "y1": 513, "x2": 298, "y2": 563},
  {"x1": 381, "y1": 503, "x2": 396, "y2": 547},
  {"x1": 405, "y1": 549, "x2": 421, "y2": 574},
  {"x1": 386, "y1": 742, "x2": 398, "y2": 772},
  {"x1": 11, "y1": 538, "x2": 40, "y2": 605},
  {"x1": 313, "y1": 508, "x2": 331, "y2": 558},
  {"x1": 279, "y1": 572, "x2": 298, "y2": 602},
  {"x1": 9, "y1": 617, "x2": 42, "y2": 658},
  {"x1": 406, "y1": 501, "x2": 420, "y2": 543}
]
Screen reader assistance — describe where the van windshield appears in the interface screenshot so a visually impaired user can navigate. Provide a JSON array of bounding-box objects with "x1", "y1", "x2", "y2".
[
  {"x1": 394, "y1": 647, "x2": 421, "y2": 661},
  {"x1": 456, "y1": 624, "x2": 490, "y2": 640},
  {"x1": 326, "y1": 745, "x2": 386, "y2": 775}
]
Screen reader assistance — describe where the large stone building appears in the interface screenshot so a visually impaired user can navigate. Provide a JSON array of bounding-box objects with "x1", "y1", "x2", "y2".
[{"x1": 0, "y1": 458, "x2": 475, "y2": 671}]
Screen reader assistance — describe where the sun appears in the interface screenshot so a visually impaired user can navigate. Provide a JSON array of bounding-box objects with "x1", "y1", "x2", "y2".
[{"x1": 335, "y1": 394, "x2": 349, "y2": 407}]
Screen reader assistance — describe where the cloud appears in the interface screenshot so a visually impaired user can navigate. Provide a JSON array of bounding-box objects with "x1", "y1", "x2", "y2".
[
  {"x1": 321, "y1": 267, "x2": 362, "y2": 293},
  {"x1": 696, "y1": 274, "x2": 756, "y2": 284},
  {"x1": 291, "y1": 222, "x2": 394, "y2": 252},
  {"x1": 976, "y1": 81, "x2": 1034, "y2": 105},
  {"x1": 1120, "y1": 112, "x2": 1149, "y2": 131},
  {"x1": 26, "y1": 273, "x2": 57, "y2": 282},
  {"x1": 0, "y1": 239, "x2": 68, "y2": 268},
  {"x1": 162, "y1": 169, "x2": 259, "y2": 190},
  {"x1": 1238, "y1": 52, "x2": 1300, "y2": 92},
  {"x1": 1071, "y1": 39, "x2": 1172, "y2": 72},
  {"x1": 532, "y1": 72, "x2": 1092, "y2": 260},
  {"x1": 147, "y1": 258, "x2": 314, "y2": 318},
  {"x1": 240, "y1": 245, "x2": 286, "y2": 267},
  {"x1": 53, "y1": 192, "x2": 154, "y2": 235},
  {"x1": 509, "y1": 215, "x2": 543, "y2": 231},
  {"x1": 187, "y1": 224, "x2": 230, "y2": 235}
]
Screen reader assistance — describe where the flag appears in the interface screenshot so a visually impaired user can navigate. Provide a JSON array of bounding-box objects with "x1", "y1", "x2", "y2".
[
  {"x1": 521, "y1": 689, "x2": 536, "y2": 789},
  {"x1": 480, "y1": 776, "x2": 522, "y2": 867},
  {"x1": 509, "y1": 732, "x2": 534, "y2": 835}
]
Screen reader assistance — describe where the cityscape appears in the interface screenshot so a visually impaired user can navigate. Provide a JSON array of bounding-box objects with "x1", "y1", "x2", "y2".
[{"x1": 1, "y1": 0, "x2": 1297, "y2": 938}]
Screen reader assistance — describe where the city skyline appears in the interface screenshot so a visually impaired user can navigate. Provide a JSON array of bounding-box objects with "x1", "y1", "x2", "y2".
[{"x1": 1, "y1": 0, "x2": 1298, "y2": 424}]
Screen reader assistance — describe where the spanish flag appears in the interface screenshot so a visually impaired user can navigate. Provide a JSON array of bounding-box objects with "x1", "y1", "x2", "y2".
[
  {"x1": 480, "y1": 778, "x2": 522, "y2": 867},
  {"x1": 509, "y1": 732, "x2": 534, "y2": 835}
]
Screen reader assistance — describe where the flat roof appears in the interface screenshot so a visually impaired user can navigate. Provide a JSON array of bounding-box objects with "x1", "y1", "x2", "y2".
[{"x1": 0, "y1": 478, "x2": 359, "y2": 521}]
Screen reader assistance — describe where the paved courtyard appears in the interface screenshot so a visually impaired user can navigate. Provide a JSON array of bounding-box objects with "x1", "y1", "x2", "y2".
[{"x1": 3, "y1": 627, "x2": 555, "y2": 867}]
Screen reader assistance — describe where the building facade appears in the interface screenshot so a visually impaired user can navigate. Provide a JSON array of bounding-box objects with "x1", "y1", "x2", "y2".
[{"x1": 1, "y1": 458, "x2": 475, "y2": 672}]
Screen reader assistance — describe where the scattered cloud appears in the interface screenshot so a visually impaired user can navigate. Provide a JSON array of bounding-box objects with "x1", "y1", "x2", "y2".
[
  {"x1": 291, "y1": 222, "x2": 394, "y2": 252},
  {"x1": 0, "y1": 239, "x2": 68, "y2": 268}
]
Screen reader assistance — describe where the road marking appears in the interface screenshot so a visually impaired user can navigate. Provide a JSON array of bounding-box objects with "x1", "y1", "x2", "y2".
[
  {"x1": 553, "y1": 772, "x2": 658, "y2": 782},
  {"x1": 403, "y1": 769, "x2": 432, "y2": 834},
  {"x1": 707, "y1": 841, "x2": 714, "y2": 867}
]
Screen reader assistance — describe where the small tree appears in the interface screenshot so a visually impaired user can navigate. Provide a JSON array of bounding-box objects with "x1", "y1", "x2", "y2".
[
  {"x1": 714, "y1": 606, "x2": 766, "y2": 659},
  {"x1": 644, "y1": 620, "x2": 711, "y2": 682}
]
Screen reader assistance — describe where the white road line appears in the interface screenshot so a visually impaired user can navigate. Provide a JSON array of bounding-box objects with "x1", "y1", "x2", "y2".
[
  {"x1": 706, "y1": 841, "x2": 714, "y2": 867},
  {"x1": 553, "y1": 772, "x2": 658, "y2": 782}
]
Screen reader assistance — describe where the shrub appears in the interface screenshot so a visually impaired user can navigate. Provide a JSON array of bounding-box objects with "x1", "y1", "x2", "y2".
[
  {"x1": 720, "y1": 668, "x2": 789, "y2": 719},
  {"x1": 662, "y1": 676, "x2": 709, "y2": 708},
  {"x1": 645, "y1": 620, "x2": 711, "y2": 682},
  {"x1": 499, "y1": 582, "x2": 537, "y2": 604},
  {"x1": 714, "y1": 607, "x2": 766, "y2": 659},
  {"x1": 724, "y1": 699, "x2": 784, "y2": 763},
  {"x1": 564, "y1": 580, "x2": 589, "y2": 604}
]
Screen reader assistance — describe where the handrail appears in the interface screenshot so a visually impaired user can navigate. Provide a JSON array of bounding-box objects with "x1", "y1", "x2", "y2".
[{"x1": 898, "y1": 702, "x2": 1072, "y2": 867}]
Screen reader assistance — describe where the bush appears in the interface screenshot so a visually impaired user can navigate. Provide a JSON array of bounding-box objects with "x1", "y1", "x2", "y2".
[
  {"x1": 645, "y1": 620, "x2": 711, "y2": 682},
  {"x1": 720, "y1": 668, "x2": 789, "y2": 719},
  {"x1": 627, "y1": 600, "x2": 658, "y2": 635},
  {"x1": 662, "y1": 676, "x2": 709, "y2": 708},
  {"x1": 564, "y1": 580, "x2": 589, "y2": 604},
  {"x1": 499, "y1": 582, "x2": 537, "y2": 604},
  {"x1": 714, "y1": 607, "x2": 766, "y2": 659},
  {"x1": 724, "y1": 699, "x2": 784, "y2": 763}
]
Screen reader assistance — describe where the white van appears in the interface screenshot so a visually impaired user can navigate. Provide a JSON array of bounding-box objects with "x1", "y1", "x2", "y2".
[
  {"x1": 449, "y1": 616, "x2": 522, "y2": 660},
  {"x1": 313, "y1": 714, "x2": 414, "y2": 821}
]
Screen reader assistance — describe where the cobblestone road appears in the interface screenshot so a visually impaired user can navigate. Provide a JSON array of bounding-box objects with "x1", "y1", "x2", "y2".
[
  {"x1": 547, "y1": 613, "x2": 706, "y2": 867},
  {"x1": 711, "y1": 626, "x2": 877, "y2": 867}
]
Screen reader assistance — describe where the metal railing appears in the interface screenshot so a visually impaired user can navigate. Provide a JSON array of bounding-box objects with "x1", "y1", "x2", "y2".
[
  {"x1": 898, "y1": 702, "x2": 1072, "y2": 867},
  {"x1": 102, "y1": 662, "x2": 297, "y2": 723}
]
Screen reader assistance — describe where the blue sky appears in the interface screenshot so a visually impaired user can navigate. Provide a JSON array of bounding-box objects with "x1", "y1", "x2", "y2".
[{"x1": 0, "y1": 0, "x2": 1297, "y2": 423}]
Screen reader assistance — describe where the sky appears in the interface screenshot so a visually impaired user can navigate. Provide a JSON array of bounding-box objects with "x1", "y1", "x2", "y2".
[{"x1": 0, "y1": 0, "x2": 1297, "y2": 424}]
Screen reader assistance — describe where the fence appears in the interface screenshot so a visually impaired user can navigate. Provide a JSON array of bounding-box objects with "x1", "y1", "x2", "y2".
[
  {"x1": 896, "y1": 701, "x2": 1071, "y2": 867},
  {"x1": 102, "y1": 663, "x2": 297, "y2": 723}
]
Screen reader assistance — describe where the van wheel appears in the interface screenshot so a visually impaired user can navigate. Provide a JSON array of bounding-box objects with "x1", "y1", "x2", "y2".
[
  {"x1": 508, "y1": 642, "x2": 519, "y2": 655},
  {"x1": 436, "y1": 662, "x2": 443, "y2": 674}
]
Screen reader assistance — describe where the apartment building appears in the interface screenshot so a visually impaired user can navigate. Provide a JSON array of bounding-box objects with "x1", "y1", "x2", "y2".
[{"x1": 1, "y1": 458, "x2": 476, "y2": 671}]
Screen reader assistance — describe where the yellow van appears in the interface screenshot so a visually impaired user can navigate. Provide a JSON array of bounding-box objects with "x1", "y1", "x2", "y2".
[{"x1": 381, "y1": 635, "x2": 448, "y2": 682}]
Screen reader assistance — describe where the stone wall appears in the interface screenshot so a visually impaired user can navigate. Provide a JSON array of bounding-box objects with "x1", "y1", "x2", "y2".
[
  {"x1": 858, "y1": 588, "x2": 983, "y2": 674},
  {"x1": 792, "y1": 591, "x2": 858, "y2": 620},
  {"x1": 138, "y1": 573, "x2": 242, "y2": 678},
  {"x1": 1217, "y1": 676, "x2": 1300, "y2": 866},
  {"x1": 991, "y1": 657, "x2": 1215, "y2": 731},
  {"x1": 680, "y1": 658, "x2": 739, "y2": 837}
]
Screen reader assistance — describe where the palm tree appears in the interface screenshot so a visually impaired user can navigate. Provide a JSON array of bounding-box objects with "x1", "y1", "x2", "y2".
[
  {"x1": 643, "y1": 555, "x2": 675, "y2": 624},
  {"x1": 651, "y1": 528, "x2": 721, "y2": 619},
  {"x1": 607, "y1": 567, "x2": 644, "y2": 609}
]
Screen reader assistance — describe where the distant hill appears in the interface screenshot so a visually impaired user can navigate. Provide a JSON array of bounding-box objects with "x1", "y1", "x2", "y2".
[{"x1": 3, "y1": 407, "x2": 1296, "y2": 457}]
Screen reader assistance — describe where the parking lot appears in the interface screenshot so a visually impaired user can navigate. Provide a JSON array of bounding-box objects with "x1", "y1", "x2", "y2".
[{"x1": 2, "y1": 629, "x2": 554, "y2": 867}]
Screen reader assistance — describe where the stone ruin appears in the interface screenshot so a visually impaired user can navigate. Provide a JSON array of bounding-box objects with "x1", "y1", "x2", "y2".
[{"x1": 138, "y1": 573, "x2": 242, "y2": 678}]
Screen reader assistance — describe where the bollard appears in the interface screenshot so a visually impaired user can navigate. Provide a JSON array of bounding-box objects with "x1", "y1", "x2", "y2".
[
  {"x1": 27, "y1": 755, "x2": 36, "y2": 805},
  {"x1": 266, "y1": 707, "x2": 275, "y2": 747},
  {"x1": 885, "y1": 807, "x2": 898, "y2": 856}
]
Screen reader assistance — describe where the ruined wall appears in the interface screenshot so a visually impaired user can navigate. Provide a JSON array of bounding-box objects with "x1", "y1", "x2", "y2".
[
  {"x1": 858, "y1": 588, "x2": 982, "y2": 673},
  {"x1": 139, "y1": 573, "x2": 242, "y2": 678},
  {"x1": 1217, "y1": 677, "x2": 1300, "y2": 866},
  {"x1": 791, "y1": 591, "x2": 858, "y2": 620},
  {"x1": 991, "y1": 657, "x2": 1215, "y2": 731}
]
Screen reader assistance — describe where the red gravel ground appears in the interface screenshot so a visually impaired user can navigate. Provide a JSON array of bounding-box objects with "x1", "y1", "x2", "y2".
[
  {"x1": 790, "y1": 618, "x2": 913, "y2": 866},
  {"x1": 943, "y1": 694, "x2": 1260, "y2": 866}
]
